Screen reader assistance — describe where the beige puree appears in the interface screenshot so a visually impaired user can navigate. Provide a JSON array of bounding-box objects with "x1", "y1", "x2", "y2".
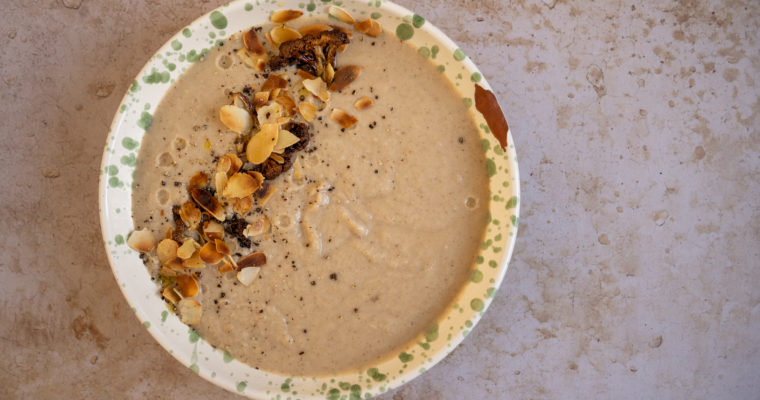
[{"x1": 132, "y1": 20, "x2": 489, "y2": 376}]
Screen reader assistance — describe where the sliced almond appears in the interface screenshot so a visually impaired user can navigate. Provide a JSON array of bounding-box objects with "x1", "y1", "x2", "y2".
[
  {"x1": 269, "y1": 26, "x2": 302, "y2": 48},
  {"x1": 354, "y1": 96, "x2": 374, "y2": 110},
  {"x1": 160, "y1": 265, "x2": 178, "y2": 277},
  {"x1": 354, "y1": 18, "x2": 383, "y2": 37},
  {"x1": 176, "y1": 274, "x2": 199, "y2": 297},
  {"x1": 298, "y1": 101, "x2": 317, "y2": 122},
  {"x1": 244, "y1": 215, "x2": 271, "y2": 237},
  {"x1": 269, "y1": 153, "x2": 285, "y2": 164},
  {"x1": 328, "y1": 5, "x2": 355, "y2": 24},
  {"x1": 232, "y1": 92, "x2": 252, "y2": 111},
  {"x1": 253, "y1": 91, "x2": 270, "y2": 109},
  {"x1": 274, "y1": 93, "x2": 296, "y2": 116},
  {"x1": 329, "y1": 65, "x2": 362, "y2": 92},
  {"x1": 182, "y1": 251, "x2": 206, "y2": 269},
  {"x1": 214, "y1": 171, "x2": 228, "y2": 198},
  {"x1": 270, "y1": 9, "x2": 303, "y2": 23},
  {"x1": 261, "y1": 75, "x2": 288, "y2": 92},
  {"x1": 215, "y1": 239, "x2": 231, "y2": 256},
  {"x1": 157, "y1": 239, "x2": 179, "y2": 264},
  {"x1": 220, "y1": 104, "x2": 253, "y2": 133},
  {"x1": 217, "y1": 153, "x2": 242, "y2": 176},
  {"x1": 190, "y1": 188, "x2": 226, "y2": 221},
  {"x1": 330, "y1": 108, "x2": 359, "y2": 129},
  {"x1": 223, "y1": 172, "x2": 260, "y2": 198},
  {"x1": 257, "y1": 102, "x2": 284, "y2": 126},
  {"x1": 243, "y1": 28, "x2": 266, "y2": 55},
  {"x1": 247, "y1": 170, "x2": 265, "y2": 187},
  {"x1": 165, "y1": 258, "x2": 186, "y2": 272},
  {"x1": 127, "y1": 228, "x2": 156, "y2": 253},
  {"x1": 238, "y1": 251, "x2": 267, "y2": 268},
  {"x1": 179, "y1": 201, "x2": 202, "y2": 230},
  {"x1": 203, "y1": 220, "x2": 225, "y2": 241},
  {"x1": 273, "y1": 130, "x2": 301, "y2": 153},
  {"x1": 199, "y1": 242, "x2": 224, "y2": 265},
  {"x1": 254, "y1": 182, "x2": 277, "y2": 206},
  {"x1": 298, "y1": 23, "x2": 332, "y2": 36},
  {"x1": 188, "y1": 171, "x2": 208, "y2": 190},
  {"x1": 297, "y1": 69, "x2": 316, "y2": 80},
  {"x1": 236, "y1": 266, "x2": 261, "y2": 286},
  {"x1": 218, "y1": 260, "x2": 235, "y2": 274},
  {"x1": 177, "y1": 238, "x2": 200, "y2": 260},
  {"x1": 177, "y1": 298, "x2": 202, "y2": 325},
  {"x1": 162, "y1": 287, "x2": 181, "y2": 304},
  {"x1": 237, "y1": 48, "x2": 268, "y2": 72},
  {"x1": 325, "y1": 63, "x2": 335, "y2": 84},
  {"x1": 232, "y1": 196, "x2": 253, "y2": 214},
  {"x1": 246, "y1": 123, "x2": 280, "y2": 164},
  {"x1": 302, "y1": 78, "x2": 330, "y2": 101}
]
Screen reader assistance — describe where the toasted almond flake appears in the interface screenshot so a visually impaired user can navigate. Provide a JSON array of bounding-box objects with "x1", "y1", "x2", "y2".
[
  {"x1": 179, "y1": 201, "x2": 202, "y2": 230},
  {"x1": 127, "y1": 228, "x2": 156, "y2": 253},
  {"x1": 162, "y1": 287, "x2": 181, "y2": 304},
  {"x1": 354, "y1": 96, "x2": 374, "y2": 110},
  {"x1": 269, "y1": 26, "x2": 302, "y2": 48},
  {"x1": 246, "y1": 123, "x2": 280, "y2": 164},
  {"x1": 330, "y1": 108, "x2": 359, "y2": 129},
  {"x1": 217, "y1": 156, "x2": 231, "y2": 175},
  {"x1": 298, "y1": 101, "x2": 317, "y2": 122},
  {"x1": 243, "y1": 28, "x2": 266, "y2": 55},
  {"x1": 354, "y1": 18, "x2": 383, "y2": 37},
  {"x1": 190, "y1": 188, "x2": 226, "y2": 221},
  {"x1": 298, "y1": 23, "x2": 332, "y2": 36},
  {"x1": 244, "y1": 215, "x2": 271, "y2": 237},
  {"x1": 270, "y1": 9, "x2": 303, "y2": 23},
  {"x1": 232, "y1": 196, "x2": 253, "y2": 214},
  {"x1": 199, "y1": 242, "x2": 224, "y2": 265},
  {"x1": 214, "y1": 239, "x2": 231, "y2": 256},
  {"x1": 225, "y1": 254, "x2": 239, "y2": 270},
  {"x1": 274, "y1": 94, "x2": 296, "y2": 116},
  {"x1": 165, "y1": 258, "x2": 185, "y2": 272},
  {"x1": 220, "y1": 104, "x2": 253, "y2": 133},
  {"x1": 236, "y1": 266, "x2": 261, "y2": 286},
  {"x1": 328, "y1": 5, "x2": 355, "y2": 24},
  {"x1": 257, "y1": 102, "x2": 284, "y2": 126},
  {"x1": 297, "y1": 69, "x2": 316, "y2": 80},
  {"x1": 218, "y1": 260, "x2": 235, "y2": 274},
  {"x1": 261, "y1": 75, "x2": 288, "y2": 92},
  {"x1": 164, "y1": 227, "x2": 173, "y2": 240},
  {"x1": 270, "y1": 153, "x2": 285, "y2": 164},
  {"x1": 226, "y1": 154, "x2": 243, "y2": 174},
  {"x1": 255, "y1": 183, "x2": 277, "y2": 205},
  {"x1": 302, "y1": 78, "x2": 329, "y2": 101},
  {"x1": 176, "y1": 274, "x2": 199, "y2": 297},
  {"x1": 247, "y1": 170, "x2": 265, "y2": 187},
  {"x1": 160, "y1": 265, "x2": 178, "y2": 277},
  {"x1": 188, "y1": 171, "x2": 208, "y2": 190},
  {"x1": 325, "y1": 63, "x2": 335, "y2": 84},
  {"x1": 253, "y1": 91, "x2": 270, "y2": 109},
  {"x1": 223, "y1": 172, "x2": 260, "y2": 198},
  {"x1": 203, "y1": 220, "x2": 225, "y2": 241},
  {"x1": 232, "y1": 92, "x2": 252, "y2": 111},
  {"x1": 178, "y1": 298, "x2": 202, "y2": 324},
  {"x1": 273, "y1": 130, "x2": 301, "y2": 153},
  {"x1": 236, "y1": 48, "x2": 268, "y2": 71},
  {"x1": 329, "y1": 65, "x2": 362, "y2": 92},
  {"x1": 157, "y1": 239, "x2": 179, "y2": 264},
  {"x1": 177, "y1": 238, "x2": 200, "y2": 260},
  {"x1": 182, "y1": 251, "x2": 206, "y2": 269},
  {"x1": 214, "y1": 171, "x2": 228, "y2": 198},
  {"x1": 238, "y1": 251, "x2": 267, "y2": 268}
]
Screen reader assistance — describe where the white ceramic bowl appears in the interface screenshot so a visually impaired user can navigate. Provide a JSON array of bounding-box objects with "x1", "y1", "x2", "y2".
[{"x1": 99, "y1": 1, "x2": 519, "y2": 398}]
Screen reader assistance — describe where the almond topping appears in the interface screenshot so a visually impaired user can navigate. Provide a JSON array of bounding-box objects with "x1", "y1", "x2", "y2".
[
  {"x1": 247, "y1": 170, "x2": 265, "y2": 186},
  {"x1": 261, "y1": 74, "x2": 288, "y2": 92},
  {"x1": 162, "y1": 287, "x2": 181, "y2": 304},
  {"x1": 302, "y1": 78, "x2": 330, "y2": 101},
  {"x1": 232, "y1": 196, "x2": 253, "y2": 214},
  {"x1": 160, "y1": 266, "x2": 178, "y2": 277},
  {"x1": 274, "y1": 94, "x2": 297, "y2": 116},
  {"x1": 330, "y1": 108, "x2": 359, "y2": 129},
  {"x1": 297, "y1": 69, "x2": 317, "y2": 80},
  {"x1": 127, "y1": 228, "x2": 156, "y2": 253},
  {"x1": 243, "y1": 28, "x2": 266, "y2": 55},
  {"x1": 325, "y1": 63, "x2": 335, "y2": 84},
  {"x1": 270, "y1": 9, "x2": 303, "y2": 23},
  {"x1": 182, "y1": 251, "x2": 206, "y2": 269},
  {"x1": 179, "y1": 201, "x2": 202, "y2": 230},
  {"x1": 165, "y1": 258, "x2": 185, "y2": 272},
  {"x1": 237, "y1": 48, "x2": 268, "y2": 71},
  {"x1": 253, "y1": 91, "x2": 270, "y2": 109},
  {"x1": 254, "y1": 182, "x2": 277, "y2": 206},
  {"x1": 257, "y1": 102, "x2": 284, "y2": 126},
  {"x1": 269, "y1": 153, "x2": 285, "y2": 164},
  {"x1": 215, "y1": 239, "x2": 231, "y2": 256},
  {"x1": 298, "y1": 23, "x2": 332, "y2": 36},
  {"x1": 188, "y1": 171, "x2": 208, "y2": 190},
  {"x1": 177, "y1": 238, "x2": 199, "y2": 260},
  {"x1": 203, "y1": 220, "x2": 225, "y2": 241},
  {"x1": 157, "y1": 239, "x2": 179, "y2": 264},
  {"x1": 269, "y1": 26, "x2": 302, "y2": 48},
  {"x1": 238, "y1": 251, "x2": 267, "y2": 268},
  {"x1": 246, "y1": 123, "x2": 280, "y2": 164},
  {"x1": 176, "y1": 274, "x2": 199, "y2": 297},
  {"x1": 220, "y1": 104, "x2": 253, "y2": 133},
  {"x1": 354, "y1": 96, "x2": 374, "y2": 110},
  {"x1": 329, "y1": 65, "x2": 362, "y2": 92},
  {"x1": 236, "y1": 266, "x2": 261, "y2": 286},
  {"x1": 223, "y1": 172, "x2": 260, "y2": 198},
  {"x1": 218, "y1": 260, "x2": 235, "y2": 274},
  {"x1": 328, "y1": 5, "x2": 355, "y2": 24},
  {"x1": 190, "y1": 188, "x2": 226, "y2": 221},
  {"x1": 244, "y1": 215, "x2": 271, "y2": 237},
  {"x1": 218, "y1": 153, "x2": 242, "y2": 176},
  {"x1": 298, "y1": 101, "x2": 317, "y2": 122},
  {"x1": 354, "y1": 18, "x2": 383, "y2": 37},
  {"x1": 199, "y1": 241, "x2": 224, "y2": 265},
  {"x1": 177, "y1": 298, "x2": 202, "y2": 324},
  {"x1": 273, "y1": 130, "x2": 301, "y2": 153},
  {"x1": 214, "y1": 171, "x2": 228, "y2": 197}
]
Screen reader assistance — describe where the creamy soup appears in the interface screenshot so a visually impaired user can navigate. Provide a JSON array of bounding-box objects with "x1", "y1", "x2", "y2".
[{"x1": 132, "y1": 18, "x2": 489, "y2": 376}]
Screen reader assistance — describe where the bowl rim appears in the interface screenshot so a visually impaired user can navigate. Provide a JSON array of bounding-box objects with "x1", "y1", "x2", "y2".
[{"x1": 99, "y1": 1, "x2": 519, "y2": 398}]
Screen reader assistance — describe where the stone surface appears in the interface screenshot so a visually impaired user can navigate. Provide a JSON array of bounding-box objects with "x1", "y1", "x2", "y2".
[{"x1": 1, "y1": 0, "x2": 758, "y2": 399}]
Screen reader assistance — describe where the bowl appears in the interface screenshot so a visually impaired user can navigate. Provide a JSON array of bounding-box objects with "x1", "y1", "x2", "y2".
[{"x1": 99, "y1": 0, "x2": 519, "y2": 398}]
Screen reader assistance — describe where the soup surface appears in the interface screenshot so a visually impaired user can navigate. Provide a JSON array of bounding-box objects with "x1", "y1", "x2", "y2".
[{"x1": 132, "y1": 19, "x2": 489, "y2": 376}]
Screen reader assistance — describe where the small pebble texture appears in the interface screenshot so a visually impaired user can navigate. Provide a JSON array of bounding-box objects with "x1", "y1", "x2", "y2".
[{"x1": 1, "y1": 0, "x2": 758, "y2": 399}]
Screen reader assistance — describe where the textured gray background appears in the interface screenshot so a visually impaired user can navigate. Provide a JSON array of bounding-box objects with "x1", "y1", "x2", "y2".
[{"x1": 1, "y1": 0, "x2": 758, "y2": 398}]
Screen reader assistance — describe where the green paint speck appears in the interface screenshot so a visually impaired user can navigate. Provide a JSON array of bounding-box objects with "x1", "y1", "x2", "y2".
[
  {"x1": 237, "y1": 381, "x2": 247, "y2": 393},
  {"x1": 307, "y1": 2, "x2": 316, "y2": 11},
  {"x1": 338, "y1": 382, "x2": 351, "y2": 391},
  {"x1": 223, "y1": 351, "x2": 234, "y2": 363},
  {"x1": 161, "y1": 310, "x2": 168, "y2": 322},
  {"x1": 108, "y1": 177, "x2": 123, "y2": 188},
  {"x1": 463, "y1": 97, "x2": 473, "y2": 108},
  {"x1": 189, "y1": 328, "x2": 200, "y2": 343},
  {"x1": 481, "y1": 138, "x2": 490, "y2": 152},
  {"x1": 122, "y1": 137, "x2": 138, "y2": 150},
  {"x1": 210, "y1": 11, "x2": 228, "y2": 29},
  {"x1": 142, "y1": 321, "x2": 150, "y2": 328},
  {"x1": 120, "y1": 153, "x2": 136, "y2": 167},
  {"x1": 182, "y1": 28, "x2": 192, "y2": 37},
  {"x1": 395, "y1": 23, "x2": 414, "y2": 40},
  {"x1": 171, "y1": 40, "x2": 182, "y2": 50},
  {"x1": 488, "y1": 260, "x2": 498, "y2": 268},
  {"x1": 471, "y1": 269, "x2": 483, "y2": 283},
  {"x1": 412, "y1": 14, "x2": 425, "y2": 28},
  {"x1": 367, "y1": 368, "x2": 387, "y2": 382},
  {"x1": 129, "y1": 80, "x2": 140, "y2": 93},
  {"x1": 167, "y1": 63, "x2": 176, "y2": 71},
  {"x1": 477, "y1": 255, "x2": 484, "y2": 264},
  {"x1": 471, "y1": 298, "x2": 485, "y2": 312},
  {"x1": 505, "y1": 196, "x2": 518, "y2": 209},
  {"x1": 371, "y1": 11, "x2": 381, "y2": 19},
  {"x1": 398, "y1": 352, "x2": 413, "y2": 363},
  {"x1": 471, "y1": 72, "x2": 482, "y2": 82},
  {"x1": 189, "y1": 364, "x2": 199, "y2": 373},
  {"x1": 418, "y1": 46, "x2": 430, "y2": 58},
  {"x1": 114, "y1": 234, "x2": 124, "y2": 245},
  {"x1": 281, "y1": 378, "x2": 292, "y2": 392},
  {"x1": 106, "y1": 165, "x2": 118, "y2": 176},
  {"x1": 453, "y1": 48, "x2": 466, "y2": 61},
  {"x1": 137, "y1": 112, "x2": 152, "y2": 130},
  {"x1": 486, "y1": 287, "x2": 497, "y2": 298},
  {"x1": 486, "y1": 159, "x2": 497, "y2": 177},
  {"x1": 143, "y1": 69, "x2": 170, "y2": 84},
  {"x1": 511, "y1": 215, "x2": 519, "y2": 227},
  {"x1": 431, "y1": 45, "x2": 439, "y2": 59},
  {"x1": 245, "y1": 3, "x2": 253, "y2": 11},
  {"x1": 424, "y1": 323, "x2": 439, "y2": 342},
  {"x1": 327, "y1": 388, "x2": 340, "y2": 400},
  {"x1": 437, "y1": 65, "x2": 445, "y2": 73}
]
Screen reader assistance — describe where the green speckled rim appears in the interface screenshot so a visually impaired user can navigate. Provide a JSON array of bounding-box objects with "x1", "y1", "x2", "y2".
[{"x1": 98, "y1": 0, "x2": 519, "y2": 398}]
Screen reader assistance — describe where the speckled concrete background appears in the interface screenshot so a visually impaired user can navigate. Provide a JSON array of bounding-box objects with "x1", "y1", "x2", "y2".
[{"x1": 1, "y1": 0, "x2": 758, "y2": 398}]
